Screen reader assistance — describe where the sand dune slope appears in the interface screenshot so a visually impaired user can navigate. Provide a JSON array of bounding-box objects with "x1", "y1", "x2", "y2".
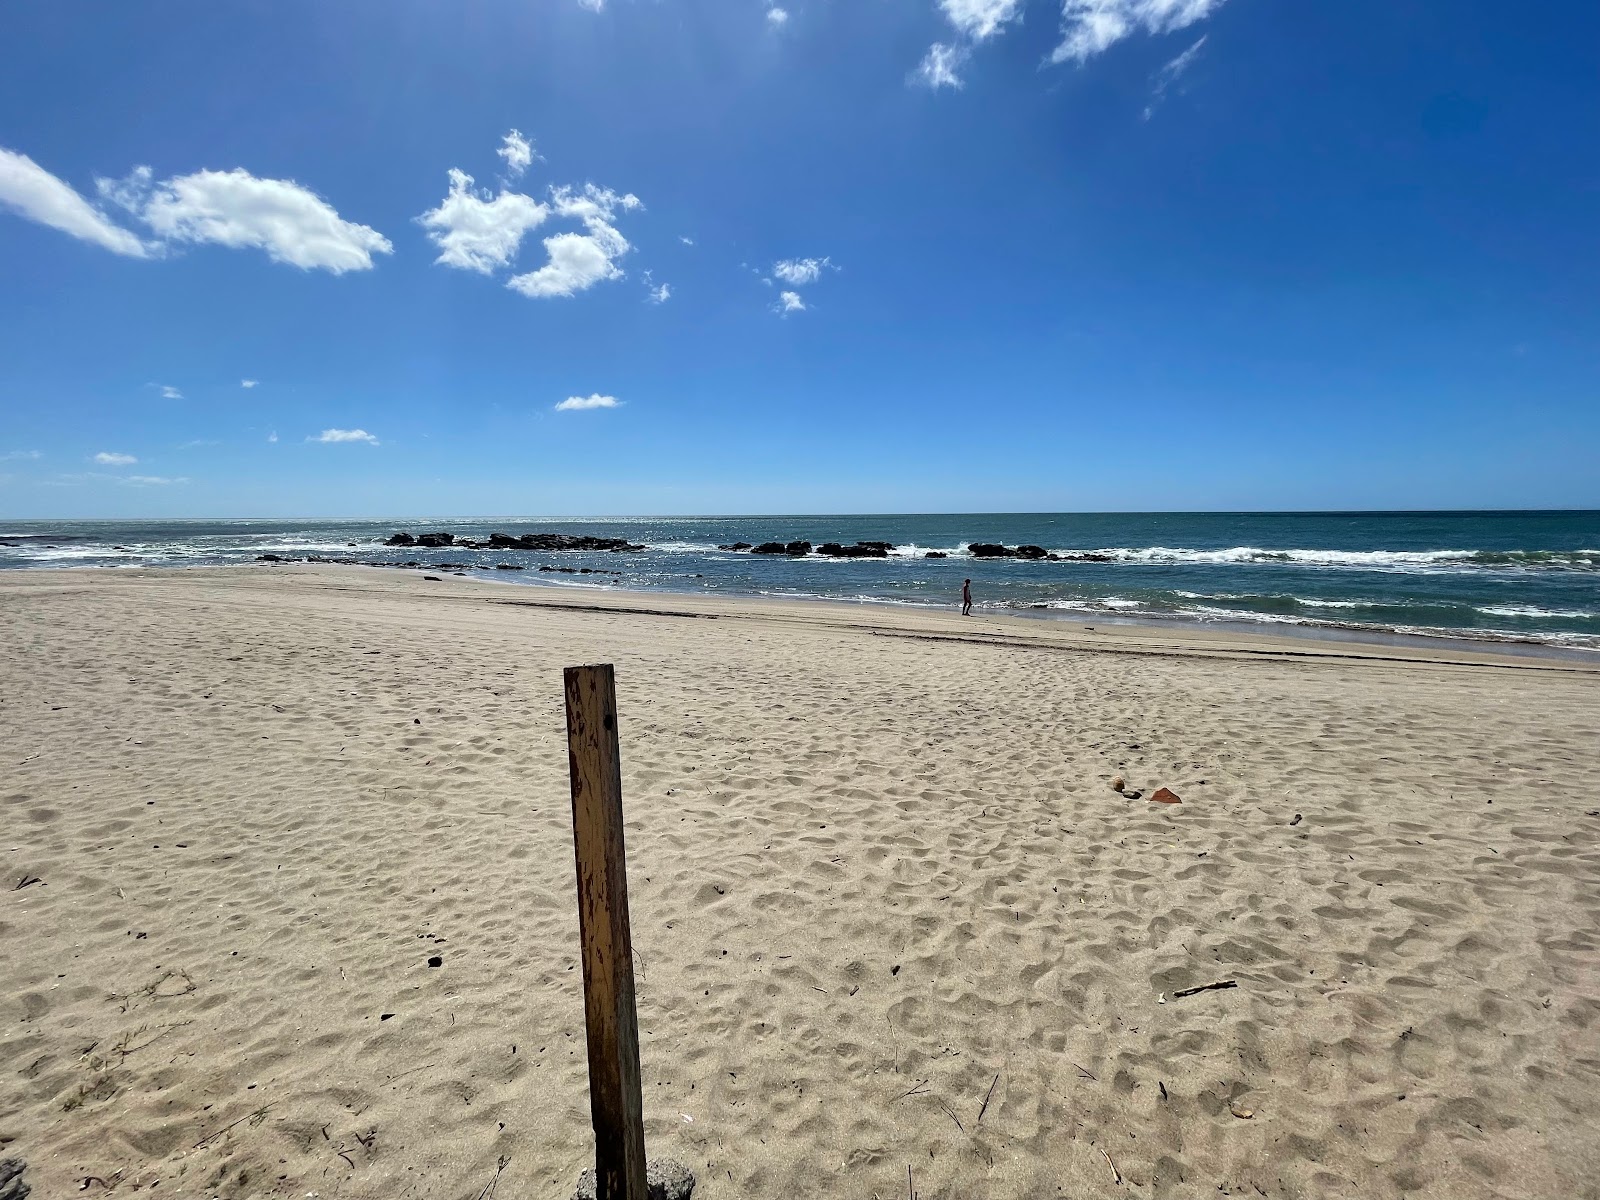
[{"x1": 2, "y1": 566, "x2": 1598, "y2": 1199}]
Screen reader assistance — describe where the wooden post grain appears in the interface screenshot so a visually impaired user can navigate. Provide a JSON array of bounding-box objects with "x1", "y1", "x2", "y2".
[{"x1": 564, "y1": 664, "x2": 648, "y2": 1200}]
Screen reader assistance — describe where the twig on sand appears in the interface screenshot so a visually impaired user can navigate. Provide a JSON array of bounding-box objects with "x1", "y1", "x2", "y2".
[
  {"x1": 1099, "y1": 1146, "x2": 1122, "y2": 1184},
  {"x1": 15, "y1": 876, "x2": 44, "y2": 890},
  {"x1": 1173, "y1": 979, "x2": 1237, "y2": 999},
  {"x1": 894, "y1": 1080, "x2": 929, "y2": 1101},
  {"x1": 907, "y1": 1164, "x2": 916, "y2": 1200},
  {"x1": 937, "y1": 1099, "x2": 965, "y2": 1133},
  {"x1": 1071, "y1": 1062, "x2": 1097, "y2": 1081},
  {"x1": 192, "y1": 1104, "x2": 273, "y2": 1150},
  {"x1": 475, "y1": 1155, "x2": 511, "y2": 1200},
  {"x1": 976, "y1": 1073, "x2": 1000, "y2": 1125}
]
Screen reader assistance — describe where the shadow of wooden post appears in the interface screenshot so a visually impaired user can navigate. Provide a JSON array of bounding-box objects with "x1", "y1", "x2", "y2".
[{"x1": 564, "y1": 663, "x2": 649, "y2": 1200}]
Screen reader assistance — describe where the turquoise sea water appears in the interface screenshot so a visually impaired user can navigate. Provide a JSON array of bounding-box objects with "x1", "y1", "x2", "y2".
[{"x1": 3, "y1": 511, "x2": 1597, "y2": 653}]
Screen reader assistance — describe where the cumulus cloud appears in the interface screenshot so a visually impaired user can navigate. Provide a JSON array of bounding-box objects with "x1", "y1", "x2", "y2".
[
  {"x1": 940, "y1": 0, "x2": 1021, "y2": 40},
  {"x1": 776, "y1": 291, "x2": 806, "y2": 314},
  {"x1": 94, "y1": 451, "x2": 137, "y2": 465},
  {"x1": 497, "y1": 129, "x2": 537, "y2": 179},
  {"x1": 100, "y1": 165, "x2": 392, "y2": 273},
  {"x1": 241, "y1": 379, "x2": 259, "y2": 388},
  {"x1": 1, "y1": 449, "x2": 43, "y2": 461},
  {"x1": 0, "y1": 147, "x2": 151, "y2": 257},
  {"x1": 311, "y1": 428, "x2": 379, "y2": 444},
  {"x1": 915, "y1": 42, "x2": 968, "y2": 89},
  {"x1": 767, "y1": 6, "x2": 789, "y2": 25},
  {"x1": 772, "y1": 256, "x2": 832, "y2": 286},
  {"x1": 555, "y1": 393, "x2": 621, "y2": 411},
  {"x1": 1144, "y1": 34, "x2": 1206, "y2": 117},
  {"x1": 507, "y1": 185, "x2": 641, "y2": 299},
  {"x1": 1051, "y1": 0, "x2": 1226, "y2": 65},
  {"x1": 419, "y1": 168, "x2": 549, "y2": 274}
]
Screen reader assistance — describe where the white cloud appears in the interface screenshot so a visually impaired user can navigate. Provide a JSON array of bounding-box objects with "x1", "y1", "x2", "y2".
[
  {"x1": 160, "y1": 385, "x2": 183, "y2": 399},
  {"x1": 0, "y1": 147, "x2": 151, "y2": 257},
  {"x1": 555, "y1": 393, "x2": 621, "y2": 411},
  {"x1": 94, "y1": 451, "x2": 137, "y2": 465},
  {"x1": 507, "y1": 185, "x2": 641, "y2": 299},
  {"x1": 578, "y1": 0, "x2": 603, "y2": 10},
  {"x1": 267, "y1": 431, "x2": 278, "y2": 443},
  {"x1": 497, "y1": 129, "x2": 537, "y2": 179},
  {"x1": 124, "y1": 475, "x2": 186, "y2": 486},
  {"x1": 241, "y1": 379, "x2": 259, "y2": 388},
  {"x1": 767, "y1": 6, "x2": 789, "y2": 25},
  {"x1": 1051, "y1": 0, "x2": 1226, "y2": 65},
  {"x1": 915, "y1": 42, "x2": 968, "y2": 89},
  {"x1": 642, "y1": 271, "x2": 671, "y2": 303},
  {"x1": 940, "y1": 0, "x2": 1021, "y2": 40},
  {"x1": 679, "y1": 235, "x2": 695, "y2": 246},
  {"x1": 1144, "y1": 34, "x2": 1206, "y2": 118},
  {"x1": 311, "y1": 428, "x2": 379, "y2": 444},
  {"x1": 1, "y1": 449, "x2": 42, "y2": 461},
  {"x1": 419, "y1": 168, "x2": 549, "y2": 274},
  {"x1": 102, "y1": 166, "x2": 392, "y2": 273},
  {"x1": 772, "y1": 256, "x2": 832, "y2": 286},
  {"x1": 777, "y1": 291, "x2": 806, "y2": 314}
]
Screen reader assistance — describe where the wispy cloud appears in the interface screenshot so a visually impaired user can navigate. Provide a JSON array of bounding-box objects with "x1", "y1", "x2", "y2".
[
  {"x1": 124, "y1": 474, "x2": 186, "y2": 486},
  {"x1": 310, "y1": 428, "x2": 379, "y2": 444},
  {"x1": 679, "y1": 235, "x2": 695, "y2": 246},
  {"x1": 0, "y1": 147, "x2": 152, "y2": 257},
  {"x1": 1051, "y1": 0, "x2": 1227, "y2": 65},
  {"x1": 267, "y1": 431, "x2": 278, "y2": 443},
  {"x1": 767, "y1": 6, "x2": 789, "y2": 26},
  {"x1": 642, "y1": 271, "x2": 671, "y2": 304},
  {"x1": 914, "y1": 42, "x2": 968, "y2": 89},
  {"x1": 940, "y1": 0, "x2": 1021, "y2": 41},
  {"x1": 497, "y1": 129, "x2": 537, "y2": 179},
  {"x1": 100, "y1": 165, "x2": 392, "y2": 273},
  {"x1": 577, "y1": 0, "x2": 603, "y2": 9},
  {"x1": 241, "y1": 378, "x2": 259, "y2": 388},
  {"x1": 178, "y1": 438, "x2": 220, "y2": 448},
  {"x1": 1144, "y1": 34, "x2": 1207, "y2": 118},
  {"x1": 1, "y1": 449, "x2": 42, "y2": 461},
  {"x1": 776, "y1": 290, "x2": 806, "y2": 315},
  {"x1": 94, "y1": 451, "x2": 137, "y2": 465},
  {"x1": 772, "y1": 256, "x2": 832, "y2": 286},
  {"x1": 160, "y1": 384, "x2": 183, "y2": 399},
  {"x1": 555, "y1": 393, "x2": 621, "y2": 411}
]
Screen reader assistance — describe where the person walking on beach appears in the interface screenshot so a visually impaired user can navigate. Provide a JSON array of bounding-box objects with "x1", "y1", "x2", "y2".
[{"x1": 961, "y1": 578, "x2": 972, "y2": 616}]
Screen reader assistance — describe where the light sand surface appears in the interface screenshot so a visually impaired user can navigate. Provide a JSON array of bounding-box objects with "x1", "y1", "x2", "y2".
[{"x1": 3, "y1": 564, "x2": 1599, "y2": 1200}]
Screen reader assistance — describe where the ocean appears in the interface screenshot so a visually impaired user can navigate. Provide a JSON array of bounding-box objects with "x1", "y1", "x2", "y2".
[{"x1": 3, "y1": 511, "x2": 1597, "y2": 654}]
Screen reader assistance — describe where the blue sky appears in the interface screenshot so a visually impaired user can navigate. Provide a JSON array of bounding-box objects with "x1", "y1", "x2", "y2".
[{"x1": 2, "y1": 0, "x2": 1596, "y2": 517}]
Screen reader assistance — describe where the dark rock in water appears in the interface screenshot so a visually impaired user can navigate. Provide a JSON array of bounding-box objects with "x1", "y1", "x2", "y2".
[
  {"x1": 415, "y1": 532, "x2": 455, "y2": 548},
  {"x1": 0, "y1": 1157, "x2": 31, "y2": 1200},
  {"x1": 858, "y1": 541, "x2": 894, "y2": 552},
  {"x1": 968, "y1": 543, "x2": 1015, "y2": 558},
  {"x1": 784, "y1": 540, "x2": 812, "y2": 556},
  {"x1": 495, "y1": 563, "x2": 523, "y2": 570},
  {"x1": 1058, "y1": 552, "x2": 1114, "y2": 563},
  {"x1": 574, "y1": 1159, "x2": 694, "y2": 1200},
  {"x1": 423, "y1": 576, "x2": 442, "y2": 582},
  {"x1": 925, "y1": 551, "x2": 948, "y2": 558},
  {"x1": 1014, "y1": 544, "x2": 1048, "y2": 560},
  {"x1": 385, "y1": 532, "x2": 417, "y2": 546},
  {"x1": 718, "y1": 542, "x2": 753, "y2": 551},
  {"x1": 257, "y1": 554, "x2": 287, "y2": 562},
  {"x1": 751, "y1": 542, "x2": 787, "y2": 554}
]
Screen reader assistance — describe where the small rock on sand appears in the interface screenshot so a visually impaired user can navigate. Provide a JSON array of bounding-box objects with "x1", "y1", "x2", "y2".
[
  {"x1": 1109, "y1": 775, "x2": 1125, "y2": 792},
  {"x1": 1149, "y1": 787, "x2": 1182, "y2": 804}
]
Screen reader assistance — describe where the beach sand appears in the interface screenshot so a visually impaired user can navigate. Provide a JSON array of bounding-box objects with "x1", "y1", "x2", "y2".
[{"x1": 3, "y1": 564, "x2": 1598, "y2": 1199}]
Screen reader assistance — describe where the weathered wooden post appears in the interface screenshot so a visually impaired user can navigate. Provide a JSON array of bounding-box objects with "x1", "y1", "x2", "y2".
[{"x1": 564, "y1": 664, "x2": 649, "y2": 1200}]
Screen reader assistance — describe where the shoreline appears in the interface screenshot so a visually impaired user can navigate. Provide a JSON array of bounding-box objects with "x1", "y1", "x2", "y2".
[{"x1": 14, "y1": 560, "x2": 1597, "y2": 671}]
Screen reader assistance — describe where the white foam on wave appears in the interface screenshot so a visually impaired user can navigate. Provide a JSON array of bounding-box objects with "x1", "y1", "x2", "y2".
[{"x1": 1477, "y1": 604, "x2": 1597, "y2": 620}]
